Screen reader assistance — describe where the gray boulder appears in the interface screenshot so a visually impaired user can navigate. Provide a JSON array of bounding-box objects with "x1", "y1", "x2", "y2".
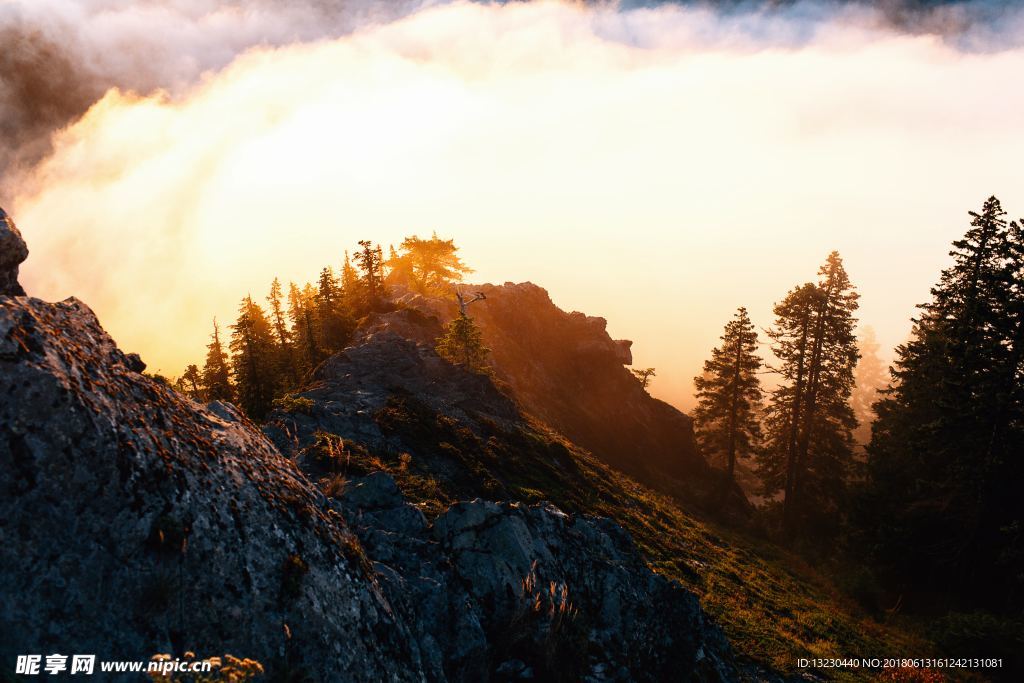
[
  {"x1": 0, "y1": 295, "x2": 426, "y2": 681},
  {"x1": 337, "y1": 473, "x2": 739, "y2": 682},
  {"x1": 0, "y1": 207, "x2": 28, "y2": 296}
]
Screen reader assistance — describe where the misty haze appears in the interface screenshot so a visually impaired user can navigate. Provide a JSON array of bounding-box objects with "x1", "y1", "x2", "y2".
[{"x1": 1, "y1": 1, "x2": 1023, "y2": 682}]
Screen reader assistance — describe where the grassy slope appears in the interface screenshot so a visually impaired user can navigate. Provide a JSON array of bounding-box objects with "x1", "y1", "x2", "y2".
[{"x1": 307, "y1": 394, "x2": 932, "y2": 681}]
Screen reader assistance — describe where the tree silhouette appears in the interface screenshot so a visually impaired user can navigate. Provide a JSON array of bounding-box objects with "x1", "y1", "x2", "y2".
[
  {"x1": 865, "y1": 196, "x2": 1024, "y2": 606},
  {"x1": 202, "y1": 318, "x2": 233, "y2": 403},
  {"x1": 760, "y1": 252, "x2": 859, "y2": 540},
  {"x1": 386, "y1": 232, "x2": 473, "y2": 295},
  {"x1": 693, "y1": 307, "x2": 763, "y2": 489},
  {"x1": 631, "y1": 367, "x2": 656, "y2": 390},
  {"x1": 229, "y1": 295, "x2": 278, "y2": 419}
]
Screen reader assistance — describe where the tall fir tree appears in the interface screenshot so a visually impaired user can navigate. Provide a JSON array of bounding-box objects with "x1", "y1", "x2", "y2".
[
  {"x1": 354, "y1": 239, "x2": 383, "y2": 311},
  {"x1": 202, "y1": 318, "x2": 234, "y2": 402},
  {"x1": 759, "y1": 252, "x2": 859, "y2": 540},
  {"x1": 693, "y1": 307, "x2": 763, "y2": 489},
  {"x1": 865, "y1": 197, "x2": 1024, "y2": 606},
  {"x1": 316, "y1": 266, "x2": 353, "y2": 351},
  {"x1": 850, "y1": 326, "x2": 887, "y2": 448},
  {"x1": 288, "y1": 282, "x2": 321, "y2": 374},
  {"x1": 267, "y1": 277, "x2": 299, "y2": 385},
  {"x1": 229, "y1": 295, "x2": 278, "y2": 419}
]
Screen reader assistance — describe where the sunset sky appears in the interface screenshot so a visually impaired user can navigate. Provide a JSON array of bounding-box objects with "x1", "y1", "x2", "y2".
[{"x1": 8, "y1": 0, "x2": 1024, "y2": 411}]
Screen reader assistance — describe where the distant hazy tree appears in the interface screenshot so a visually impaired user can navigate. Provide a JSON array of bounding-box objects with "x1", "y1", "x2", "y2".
[
  {"x1": 340, "y1": 251, "x2": 359, "y2": 304},
  {"x1": 850, "y1": 326, "x2": 887, "y2": 448},
  {"x1": 437, "y1": 312, "x2": 490, "y2": 373},
  {"x1": 202, "y1": 318, "x2": 233, "y2": 403},
  {"x1": 354, "y1": 240, "x2": 384, "y2": 310},
  {"x1": 865, "y1": 196, "x2": 1024, "y2": 606},
  {"x1": 387, "y1": 232, "x2": 473, "y2": 295},
  {"x1": 759, "y1": 252, "x2": 859, "y2": 540},
  {"x1": 631, "y1": 367, "x2": 656, "y2": 390},
  {"x1": 693, "y1": 307, "x2": 763, "y2": 487},
  {"x1": 229, "y1": 295, "x2": 279, "y2": 419}
]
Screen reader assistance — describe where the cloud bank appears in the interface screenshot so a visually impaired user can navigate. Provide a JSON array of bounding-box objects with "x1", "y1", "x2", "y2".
[{"x1": 7, "y1": 0, "x2": 1024, "y2": 408}]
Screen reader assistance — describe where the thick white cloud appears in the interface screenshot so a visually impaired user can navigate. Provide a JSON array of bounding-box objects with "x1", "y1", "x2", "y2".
[{"x1": 10, "y1": 0, "x2": 1024, "y2": 409}]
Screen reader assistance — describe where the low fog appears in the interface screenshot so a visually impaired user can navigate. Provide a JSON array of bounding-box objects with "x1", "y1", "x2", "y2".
[{"x1": 5, "y1": 0, "x2": 1024, "y2": 409}]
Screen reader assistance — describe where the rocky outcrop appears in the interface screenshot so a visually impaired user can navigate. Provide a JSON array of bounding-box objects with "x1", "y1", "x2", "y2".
[
  {"x1": 338, "y1": 472, "x2": 737, "y2": 682},
  {"x1": 394, "y1": 282, "x2": 741, "y2": 509},
  {"x1": 1, "y1": 221, "x2": 741, "y2": 679},
  {"x1": 0, "y1": 207, "x2": 28, "y2": 296},
  {"x1": 0, "y1": 295, "x2": 423, "y2": 680}
]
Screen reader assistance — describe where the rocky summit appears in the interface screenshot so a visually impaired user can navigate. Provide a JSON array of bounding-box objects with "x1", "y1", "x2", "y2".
[
  {"x1": 392, "y1": 283, "x2": 748, "y2": 514},
  {"x1": 1, "y1": 217, "x2": 742, "y2": 679}
]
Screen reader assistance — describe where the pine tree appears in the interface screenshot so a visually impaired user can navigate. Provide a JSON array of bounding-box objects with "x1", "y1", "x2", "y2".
[
  {"x1": 386, "y1": 232, "x2": 472, "y2": 295},
  {"x1": 436, "y1": 312, "x2": 490, "y2": 373},
  {"x1": 202, "y1": 318, "x2": 233, "y2": 403},
  {"x1": 288, "y1": 282, "x2": 321, "y2": 374},
  {"x1": 180, "y1": 363, "x2": 204, "y2": 401},
  {"x1": 340, "y1": 251, "x2": 359, "y2": 302},
  {"x1": 693, "y1": 307, "x2": 763, "y2": 488},
  {"x1": 760, "y1": 252, "x2": 859, "y2": 540},
  {"x1": 229, "y1": 295, "x2": 278, "y2": 419},
  {"x1": 865, "y1": 197, "x2": 1024, "y2": 605},
  {"x1": 631, "y1": 367, "x2": 656, "y2": 390},
  {"x1": 316, "y1": 266, "x2": 353, "y2": 351},
  {"x1": 267, "y1": 277, "x2": 298, "y2": 385},
  {"x1": 354, "y1": 240, "x2": 383, "y2": 311},
  {"x1": 850, "y1": 326, "x2": 887, "y2": 448}
]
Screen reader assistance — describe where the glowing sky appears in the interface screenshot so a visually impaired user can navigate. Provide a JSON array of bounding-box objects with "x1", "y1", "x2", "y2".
[{"x1": 11, "y1": 1, "x2": 1024, "y2": 410}]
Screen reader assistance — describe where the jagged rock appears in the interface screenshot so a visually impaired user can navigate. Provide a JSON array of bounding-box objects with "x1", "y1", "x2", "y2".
[
  {"x1": 613, "y1": 338, "x2": 633, "y2": 365},
  {"x1": 0, "y1": 207, "x2": 28, "y2": 296},
  {"x1": 125, "y1": 351, "x2": 147, "y2": 373},
  {"x1": 338, "y1": 473, "x2": 738, "y2": 682},
  {"x1": 382, "y1": 281, "x2": 749, "y2": 513},
  {"x1": 0, "y1": 296, "x2": 425, "y2": 681}
]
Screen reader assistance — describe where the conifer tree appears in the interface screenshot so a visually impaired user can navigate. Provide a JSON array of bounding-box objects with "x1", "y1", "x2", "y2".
[
  {"x1": 354, "y1": 240, "x2": 383, "y2": 311},
  {"x1": 865, "y1": 197, "x2": 1024, "y2": 604},
  {"x1": 180, "y1": 363, "x2": 204, "y2": 401},
  {"x1": 850, "y1": 326, "x2": 887, "y2": 448},
  {"x1": 759, "y1": 252, "x2": 859, "y2": 540},
  {"x1": 387, "y1": 233, "x2": 472, "y2": 295},
  {"x1": 267, "y1": 277, "x2": 298, "y2": 385},
  {"x1": 436, "y1": 313, "x2": 490, "y2": 373},
  {"x1": 288, "y1": 282, "x2": 321, "y2": 374},
  {"x1": 693, "y1": 307, "x2": 763, "y2": 487},
  {"x1": 229, "y1": 295, "x2": 278, "y2": 419},
  {"x1": 631, "y1": 367, "x2": 656, "y2": 390},
  {"x1": 202, "y1": 318, "x2": 233, "y2": 402},
  {"x1": 340, "y1": 251, "x2": 359, "y2": 303},
  {"x1": 316, "y1": 266, "x2": 353, "y2": 351}
]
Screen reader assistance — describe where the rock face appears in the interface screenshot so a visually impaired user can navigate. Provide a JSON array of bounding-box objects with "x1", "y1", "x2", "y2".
[
  {"x1": 338, "y1": 472, "x2": 737, "y2": 682},
  {"x1": 0, "y1": 296, "x2": 424, "y2": 680},
  {"x1": 395, "y1": 282, "x2": 740, "y2": 509},
  {"x1": 1, "y1": 289, "x2": 739, "y2": 678},
  {"x1": 0, "y1": 207, "x2": 28, "y2": 296}
]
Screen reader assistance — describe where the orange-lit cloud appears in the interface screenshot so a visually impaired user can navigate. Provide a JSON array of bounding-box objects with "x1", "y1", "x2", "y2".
[{"x1": 11, "y1": 0, "x2": 1024, "y2": 410}]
